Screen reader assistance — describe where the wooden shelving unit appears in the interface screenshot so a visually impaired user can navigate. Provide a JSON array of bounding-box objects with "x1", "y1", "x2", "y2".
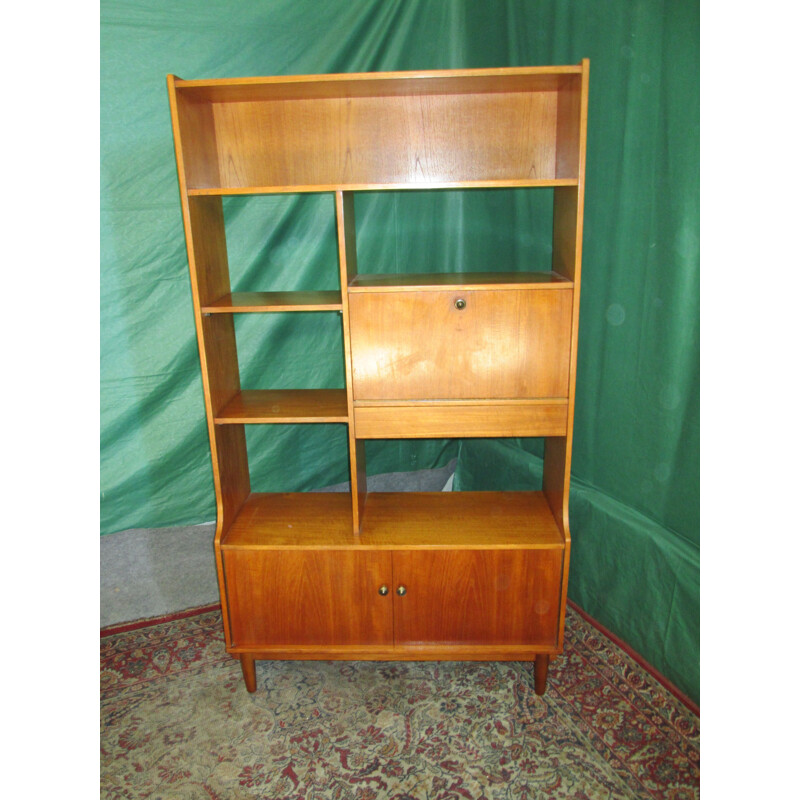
[{"x1": 168, "y1": 63, "x2": 589, "y2": 695}]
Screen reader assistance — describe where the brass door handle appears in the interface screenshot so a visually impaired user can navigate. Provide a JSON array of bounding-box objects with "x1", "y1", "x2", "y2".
[
  {"x1": 454, "y1": 298, "x2": 466, "y2": 310},
  {"x1": 378, "y1": 585, "x2": 389, "y2": 596},
  {"x1": 396, "y1": 585, "x2": 407, "y2": 596}
]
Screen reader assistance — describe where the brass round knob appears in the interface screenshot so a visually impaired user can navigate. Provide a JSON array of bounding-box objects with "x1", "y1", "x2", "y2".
[
  {"x1": 378, "y1": 585, "x2": 389, "y2": 596},
  {"x1": 454, "y1": 298, "x2": 466, "y2": 310},
  {"x1": 396, "y1": 585, "x2": 407, "y2": 596}
]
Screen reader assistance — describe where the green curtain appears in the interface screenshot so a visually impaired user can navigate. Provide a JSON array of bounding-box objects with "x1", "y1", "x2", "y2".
[{"x1": 101, "y1": 0, "x2": 699, "y2": 702}]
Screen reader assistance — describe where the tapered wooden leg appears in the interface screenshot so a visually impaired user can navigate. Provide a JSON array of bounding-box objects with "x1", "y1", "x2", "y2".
[
  {"x1": 240, "y1": 654, "x2": 257, "y2": 693},
  {"x1": 534, "y1": 654, "x2": 550, "y2": 696}
]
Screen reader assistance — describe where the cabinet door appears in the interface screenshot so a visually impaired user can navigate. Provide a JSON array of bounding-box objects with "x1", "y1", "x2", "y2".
[
  {"x1": 392, "y1": 549, "x2": 562, "y2": 646},
  {"x1": 348, "y1": 289, "x2": 572, "y2": 400},
  {"x1": 223, "y1": 550, "x2": 393, "y2": 647}
]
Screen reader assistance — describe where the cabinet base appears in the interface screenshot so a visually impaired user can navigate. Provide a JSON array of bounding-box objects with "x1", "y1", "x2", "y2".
[{"x1": 236, "y1": 650, "x2": 557, "y2": 695}]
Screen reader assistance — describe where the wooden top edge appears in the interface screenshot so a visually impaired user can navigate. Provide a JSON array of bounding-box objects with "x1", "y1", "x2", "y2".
[
  {"x1": 352, "y1": 398, "x2": 569, "y2": 407},
  {"x1": 348, "y1": 271, "x2": 573, "y2": 291},
  {"x1": 171, "y1": 63, "x2": 586, "y2": 89}
]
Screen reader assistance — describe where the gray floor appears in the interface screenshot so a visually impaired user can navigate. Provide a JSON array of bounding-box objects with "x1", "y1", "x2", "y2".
[{"x1": 101, "y1": 462, "x2": 456, "y2": 628}]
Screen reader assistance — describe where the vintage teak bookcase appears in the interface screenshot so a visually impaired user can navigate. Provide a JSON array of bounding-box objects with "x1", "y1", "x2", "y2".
[{"x1": 167, "y1": 62, "x2": 589, "y2": 694}]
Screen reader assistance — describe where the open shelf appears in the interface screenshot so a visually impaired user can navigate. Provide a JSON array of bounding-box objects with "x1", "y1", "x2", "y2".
[
  {"x1": 221, "y1": 491, "x2": 565, "y2": 550},
  {"x1": 362, "y1": 492, "x2": 564, "y2": 547},
  {"x1": 221, "y1": 493, "x2": 354, "y2": 549},
  {"x1": 215, "y1": 389, "x2": 349, "y2": 424},
  {"x1": 348, "y1": 271, "x2": 572, "y2": 292},
  {"x1": 203, "y1": 291, "x2": 343, "y2": 313},
  {"x1": 171, "y1": 66, "x2": 585, "y2": 192}
]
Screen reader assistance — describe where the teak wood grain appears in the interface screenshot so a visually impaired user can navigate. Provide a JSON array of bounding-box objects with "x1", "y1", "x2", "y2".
[
  {"x1": 220, "y1": 491, "x2": 564, "y2": 550},
  {"x1": 349, "y1": 288, "x2": 573, "y2": 400},
  {"x1": 359, "y1": 492, "x2": 565, "y2": 549},
  {"x1": 214, "y1": 389, "x2": 349, "y2": 424},
  {"x1": 210, "y1": 92, "x2": 559, "y2": 190},
  {"x1": 223, "y1": 549, "x2": 394, "y2": 647},
  {"x1": 353, "y1": 400, "x2": 568, "y2": 438},
  {"x1": 223, "y1": 547, "x2": 562, "y2": 650},
  {"x1": 392, "y1": 549, "x2": 562, "y2": 646},
  {"x1": 170, "y1": 67, "x2": 585, "y2": 193}
]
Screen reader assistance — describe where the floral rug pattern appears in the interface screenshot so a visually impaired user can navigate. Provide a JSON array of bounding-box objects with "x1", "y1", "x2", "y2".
[{"x1": 101, "y1": 606, "x2": 699, "y2": 799}]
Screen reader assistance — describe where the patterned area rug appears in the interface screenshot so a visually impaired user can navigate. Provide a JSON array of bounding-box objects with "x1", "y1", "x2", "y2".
[{"x1": 101, "y1": 605, "x2": 699, "y2": 799}]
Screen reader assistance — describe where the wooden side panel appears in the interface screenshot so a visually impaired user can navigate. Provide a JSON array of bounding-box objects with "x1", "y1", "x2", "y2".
[
  {"x1": 168, "y1": 76, "x2": 248, "y2": 654},
  {"x1": 555, "y1": 75, "x2": 582, "y2": 180},
  {"x1": 393, "y1": 550, "x2": 563, "y2": 646},
  {"x1": 545, "y1": 187, "x2": 580, "y2": 532},
  {"x1": 173, "y1": 94, "x2": 221, "y2": 189},
  {"x1": 186, "y1": 196, "x2": 231, "y2": 305},
  {"x1": 214, "y1": 424, "x2": 251, "y2": 532},
  {"x1": 223, "y1": 549, "x2": 394, "y2": 647},
  {"x1": 545, "y1": 60, "x2": 588, "y2": 651},
  {"x1": 552, "y1": 186, "x2": 580, "y2": 282},
  {"x1": 349, "y1": 289, "x2": 573, "y2": 400},
  {"x1": 200, "y1": 314, "x2": 241, "y2": 416},
  {"x1": 545, "y1": 61, "x2": 589, "y2": 537},
  {"x1": 211, "y1": 92, "x2": 558, "y2": 189}
]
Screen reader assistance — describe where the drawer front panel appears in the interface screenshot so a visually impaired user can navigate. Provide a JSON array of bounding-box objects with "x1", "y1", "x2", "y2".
[
  {"x1": 349, "y1": 288, "x2": 572, "y2": 400},
  {"x1": 354, "y1": 401, "x2": 569, "y2": 438}
]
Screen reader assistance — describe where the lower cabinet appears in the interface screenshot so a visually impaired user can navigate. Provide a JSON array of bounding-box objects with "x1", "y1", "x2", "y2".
[{"x1": 223, "y1": 547, "x2": 563, "y2": 652}]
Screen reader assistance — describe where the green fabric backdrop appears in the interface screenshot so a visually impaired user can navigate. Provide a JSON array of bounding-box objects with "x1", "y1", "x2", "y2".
[{"x1": 100, "y1": 0, "x2": 699, "y2": 702}]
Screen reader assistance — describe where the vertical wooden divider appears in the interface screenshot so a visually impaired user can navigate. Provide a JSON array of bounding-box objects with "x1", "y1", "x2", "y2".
[{"x1": 335, "y1": 191, "x2": 366, "y2": 534}]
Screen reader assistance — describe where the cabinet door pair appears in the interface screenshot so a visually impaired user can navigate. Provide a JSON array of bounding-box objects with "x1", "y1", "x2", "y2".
[{"x1": 223, "y1": 549, "x2": 563, "y2": 649}]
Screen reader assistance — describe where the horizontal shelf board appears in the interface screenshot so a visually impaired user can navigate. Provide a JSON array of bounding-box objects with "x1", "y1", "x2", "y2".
[
  {"x1": 362, "y1": 492, "x2": 564, "y2": 547},
  {"x1": 221, "y1": 491, "x2": 564, "y2": 550},
  {"x1": 353, "y1": 398, "x2": 569, "y2": 406},
  {"x1": 215, "y1": 390, "x2": 349, "y2": 424},
  {"x1": 186, "y1": 179, "x2": 579, "y2": 196},
  {"x1": 349, "y1": 271, "x2": 572, "y2": 292},
  {"x1": 203, "y1": 291, "x2": 342, "y2": 313},
  {"x1": 173, "y1": 65, "x2": 584, "y2": 103},
  {"x1": 222, "y1": 493, "x2": 354, "y2": 548}
]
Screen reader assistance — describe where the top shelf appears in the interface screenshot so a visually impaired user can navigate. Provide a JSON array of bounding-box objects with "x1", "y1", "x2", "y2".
[
  {"x1": 172, "y1": 65, "x2": 584, "y2": 103},
  {"x1": 186, "y1": 178, "x2": 579, "y2": 196},
  {"x1": 169, "y1": 62, "x2": 588, "y2": 193}
]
